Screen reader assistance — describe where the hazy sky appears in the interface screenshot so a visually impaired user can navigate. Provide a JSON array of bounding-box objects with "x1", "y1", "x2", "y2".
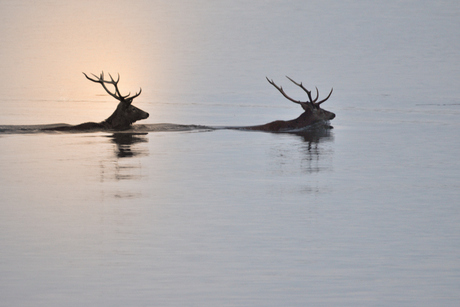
[{"x1": 1, "y1": 1, "x2": 459, "y2": 108}]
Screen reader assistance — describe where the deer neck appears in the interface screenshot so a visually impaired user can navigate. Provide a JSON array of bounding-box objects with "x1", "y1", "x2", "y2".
[{"x1": 102, "y1": 102, "x2": 132, "y2": 130}]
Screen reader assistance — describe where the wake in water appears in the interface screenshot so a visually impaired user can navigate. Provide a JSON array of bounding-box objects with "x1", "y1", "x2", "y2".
[
  {"x1": 0, "y1": 123, "x2": 213, "y2": 134},
  {"x1": 0, "y1": 121, "x2": 332, "y2": 134}
]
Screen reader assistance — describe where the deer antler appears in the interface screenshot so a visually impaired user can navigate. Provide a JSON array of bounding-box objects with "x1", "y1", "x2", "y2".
[
  {"x1": 285, "y1": 76, "x2": 319, "y2": 103},
  {"x1": 266, "y1": 76, "x2": 333, "y2": 108},
  {"x1": 83, "y1": 71, "x2": 142, "y2": 103}
]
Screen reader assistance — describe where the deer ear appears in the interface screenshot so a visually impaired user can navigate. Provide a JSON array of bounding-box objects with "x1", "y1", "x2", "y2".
[{"x1": 300, "y1": 102, "x2": 309, "y2": 111}]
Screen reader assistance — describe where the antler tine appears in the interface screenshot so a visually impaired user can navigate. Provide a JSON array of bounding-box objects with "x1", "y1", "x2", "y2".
[
  {"x1": 130, "y1": 88, "x2": 142, "y2": 100},
  {"x1": 107, "y1": 72, "x2": 125, "y2": 99},
  {"x1": 111, "y1": 73, "x2": 120, "y2": 84},
  {"x1": 107, "y1": 73, "x2": 142, "y2": 100},
  {"x1": 285, "y1": 76, "x2": 317, "y2": 104},
  {"x1": 83, "y1": 71, "x2": 120, "y2": 101},
  {"x1": 315, "y1": 88, "x2": 333, "y2": 106},
  {"x1": 83, "y1": 71, "x2": 143, "y2": 102},
  {"x1": 82, "y1": 72, "x2": 100, "y2": 83},
  {"x1": 266, "y1": 77, "x2": 303, "y2": 104},
  {"x1": 107, "y1": 73, "x2": 121, "y2": 86},
  {"x1": 312, "y1": 87, "x2": 319, "y2": 103}
]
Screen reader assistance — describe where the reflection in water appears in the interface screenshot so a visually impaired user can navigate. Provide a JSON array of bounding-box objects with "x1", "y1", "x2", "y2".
[
  {"x1": 99, "y1": 133, "x2": 149, "y2": 187},
  {"x1": 294, "y1": 129, "x2": 334, "y2": 175},
  {"x1": 109, "y1": 133, "x2": 149, "y2": 158},
  {"x1": 269, "y1": 129, "x2": 334, "y2": 194},
  {"x1": 292, "y1": 128, "x2": 333, "y2": 148}
]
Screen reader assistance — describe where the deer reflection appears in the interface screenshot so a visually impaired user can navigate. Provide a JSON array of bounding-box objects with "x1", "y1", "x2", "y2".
[
  {"x1": 298, "y1": 129, "x2": 333, "y2": 174},
  {"x1": 292, "y1": 128, "x2": 333, "y2": 150},
  {"x1": 109, "y1": 133, "x2": 149, "y2": 158},
  {"x1": 270, "y1": 129, "x2": 333, "y2": 176},
  {"x1": 99, "y1": 133, "x2": 149, "y2": 185}
]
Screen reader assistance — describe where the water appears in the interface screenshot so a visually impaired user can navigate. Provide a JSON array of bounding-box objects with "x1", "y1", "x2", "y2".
[{"x1": 1, "y1": 1, "x2": 460, "y2": 306}]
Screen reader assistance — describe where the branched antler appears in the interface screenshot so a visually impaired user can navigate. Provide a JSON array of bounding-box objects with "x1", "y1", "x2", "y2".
[
  {"x1": 285, "y1": 76, "x2": 319, "y2": 103},
  {"x1": 83, "y1": 71, "x2": 142, "y2": 103},
  {"x1": 266, "y1": 76, "x2": 333, "y2": 109}
]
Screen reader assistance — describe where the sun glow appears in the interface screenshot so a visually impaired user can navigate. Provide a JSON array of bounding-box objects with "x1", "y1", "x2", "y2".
[{"x1": 0, "y1": 0, "x2": 183, "y2": 124}]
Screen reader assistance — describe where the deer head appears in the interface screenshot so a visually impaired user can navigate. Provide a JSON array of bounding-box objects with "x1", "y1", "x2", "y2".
[
  {"x1": 266, "y1": 76, "x2": 335, "y2": 121},
  {"x1": 83, "y1": 72, "x2": 149, "y2": 130}
]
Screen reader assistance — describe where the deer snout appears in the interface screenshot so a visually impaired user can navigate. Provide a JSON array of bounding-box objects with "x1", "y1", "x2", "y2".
[
  {"x1": 134, "y1": 106, "x2": 149, "y2": 120},
  {"x1": 139, "y1": 111, "x2": 149, "y2": 120}
]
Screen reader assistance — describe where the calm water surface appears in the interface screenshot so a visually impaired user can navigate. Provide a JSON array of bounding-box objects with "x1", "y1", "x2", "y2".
[{"x1": 1, "y1": 1, "x2": 460, "y2": 306}]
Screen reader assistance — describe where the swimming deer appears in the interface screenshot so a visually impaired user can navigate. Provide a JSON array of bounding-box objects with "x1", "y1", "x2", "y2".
[
  {"x1": 45, "y1": 72, "x2": 149, "y2": 131},
  {"x1": 241, "y1": 77, "x2": 334, "y2": 132},
  {"x1": 43, "y1": 73, "x2": 333, "y2": 133}
]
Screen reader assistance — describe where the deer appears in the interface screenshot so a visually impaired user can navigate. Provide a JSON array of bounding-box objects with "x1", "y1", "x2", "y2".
[
  {"x1": 239, "y1": 76, "x2": 335, "y2": 132},
  {"x1": 42, "y1": 73, "x2": 334, "y2": 133},
  {"x1": 44, "y1": 72, "x2": 149, "y2": 131}
]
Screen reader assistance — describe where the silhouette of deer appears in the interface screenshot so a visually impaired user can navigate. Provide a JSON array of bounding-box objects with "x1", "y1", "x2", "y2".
[
  {"x1": 42, "y1": 73, "x2": 334, "y2": 133},
  {"x1": 241, "y1": 76, "x2": 335, "y2": 132},
  {"x1": 44, "y1": 72, "x2": 149, "y2": 131}
]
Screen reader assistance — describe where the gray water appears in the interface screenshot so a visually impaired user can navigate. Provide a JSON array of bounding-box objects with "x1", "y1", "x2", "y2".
[{"x1": 1, "y1": 1, "x2": 460, "y2": 306}]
